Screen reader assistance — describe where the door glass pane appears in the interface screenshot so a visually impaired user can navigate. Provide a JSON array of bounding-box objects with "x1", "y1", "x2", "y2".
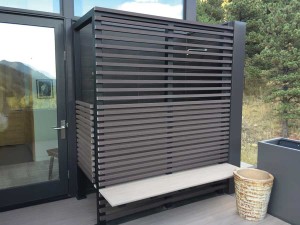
[
  {"x1": 74, "y1": 0, "x2": 183, "y2": 19},
  {"x1": 0, "y1": 0, "x2": 60, "y2": 13},
  {"x1": 0, "y1": 23, "x2": 59, "y2": 189}
]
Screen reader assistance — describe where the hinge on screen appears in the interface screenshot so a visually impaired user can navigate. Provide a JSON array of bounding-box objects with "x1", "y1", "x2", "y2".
[{"x1": 64, "y1": 51, "x2": 67, "y2": 61}]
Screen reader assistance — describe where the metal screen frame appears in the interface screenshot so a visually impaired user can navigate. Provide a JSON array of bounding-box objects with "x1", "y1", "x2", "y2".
[{"x1": 74, "y1": 7, "x2": 245, "y2": 224}]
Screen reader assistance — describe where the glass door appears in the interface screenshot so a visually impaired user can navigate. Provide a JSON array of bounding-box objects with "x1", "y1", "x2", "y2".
[{"x1": 0, "y1": 13, "x2": 68, "y2": 208}]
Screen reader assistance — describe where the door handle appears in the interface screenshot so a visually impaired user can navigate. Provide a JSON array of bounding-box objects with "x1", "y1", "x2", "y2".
[
  {"x1": 52, "y1": 120, "x2": 67, "y2": 139},
  {"x1": 52, "y1": 125, "x2": 66, "y2": 130}
]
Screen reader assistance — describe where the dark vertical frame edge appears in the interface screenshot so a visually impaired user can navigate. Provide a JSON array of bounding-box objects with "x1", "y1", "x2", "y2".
[
  {"x1": 64, "y1": 0, "x2": 77, "y2": 197},
  {"x1": 91, "y1": 9, "x2": 104, "y2": 225},
  {"x1": 184, "y1": 0, "x2": 197, "y2": 21},
  {"x1": 227, "y1": 21, "x2": 246, "y2": 193},
  {"x1": 72, "y1": 9, "x2": 95, "y2": 199}
]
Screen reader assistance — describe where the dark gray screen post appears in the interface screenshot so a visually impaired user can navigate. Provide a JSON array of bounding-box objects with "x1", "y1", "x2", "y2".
[
  {"x1": 184, "y1": 0, "x2": 197, "y2": 21},
  {"x1": 228, "y1": 21, "x2": 246, "y2": 193}
]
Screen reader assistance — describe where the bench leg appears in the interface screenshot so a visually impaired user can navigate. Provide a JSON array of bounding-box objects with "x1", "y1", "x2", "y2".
[
  {"x1": 48, "y1": 156, "x2": 54, "y2": 180},
  {"x1": 226, "y1": 178, "x2": 235, "y2": 194}
]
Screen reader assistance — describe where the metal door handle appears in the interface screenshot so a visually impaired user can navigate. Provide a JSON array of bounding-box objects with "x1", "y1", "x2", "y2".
[
  {"x1": 52, "y1": 125, "x2": 66, "y2": 130},
  {"x1": 52, "y1": 120, "x2": 67, "y2": 139}
]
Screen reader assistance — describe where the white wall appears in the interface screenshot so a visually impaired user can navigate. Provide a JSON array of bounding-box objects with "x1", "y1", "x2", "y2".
[{"x1": 33, "y1": 109, "x2": 58, "y2": 161}]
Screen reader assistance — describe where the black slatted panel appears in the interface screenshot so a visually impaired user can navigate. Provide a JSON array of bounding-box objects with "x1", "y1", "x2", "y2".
[
  {"x1": 76, "y1": 101, "x2": 95, "y2": 182},
  {"x1": 94, "y1": 10, "x2": 232, "y2": 187},
  {"x1": 74, "y1": 7, "x2": 236, "y2": 224}
]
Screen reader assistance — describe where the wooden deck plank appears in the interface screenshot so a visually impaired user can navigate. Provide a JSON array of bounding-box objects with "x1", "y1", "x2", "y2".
[
  {"x1": 100, "y1": 163, "x2": 238, "y2": 207},
  {"x1": 0, "y1": 194, "x2": 289, "y2": 225},
  {"x1": 123, "y1": 195, "x2": 290, "y2": 225}
]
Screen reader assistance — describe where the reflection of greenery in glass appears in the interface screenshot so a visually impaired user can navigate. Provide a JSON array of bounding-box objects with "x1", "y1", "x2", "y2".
[
  {"x1": 33, "y1": 94, "x2": 57, "y2": 109},
  {"x1": 3, "y1": 84, "x2": 57, "y2": 110},
  {"x1": 0, "y1": 61, "x2": 56, "y2": 112},
  {"x1": 2, "y1": 86, "x2": 57, "y2": 110}
]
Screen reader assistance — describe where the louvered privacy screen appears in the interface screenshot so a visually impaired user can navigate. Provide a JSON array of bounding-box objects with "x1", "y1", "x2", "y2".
[{"x1": 74, "y1": 7, "x2": 245, "y2": 224}]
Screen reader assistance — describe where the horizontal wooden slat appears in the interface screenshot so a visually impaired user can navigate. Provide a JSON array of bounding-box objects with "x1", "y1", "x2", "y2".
[
  {"x1": 76, "y1": 110, "x2": 93, "y2": 120},
  {"x1": 95, "y1": 25, "x2": 233, "y2": 44},
  {"x1": 76, "y1": 123, "x2": 93, "y2": 135},
  {"x1": 76, "y1": 120, "x2": 94, "y2": 132},
  {"x1": 98, "y1": 113, "x2": 230, "y2": 128},
  {"x1": 100, "y1": 149, "x2": 228, "y2": 171},
  {"x1": 99, "y1": 155, "x2": 229, "y2": 187},
  {"x1": 77, "y1": 143, "x2": 94, "y2": 157},
  {"x1": 98, "y1": 131, "x2": 229, "y2": 152},
  {"x1": 95, "y1": 16, "x2": 233, "y2": 37},
  {"x1": 95, "y1": 44, "x2": 232, "y2": 55},
  {"x1": 76, "y1": 100, "x2": 93, "y2": 108},
  {"x1": 98, "y1": 117, "x2": 229, "y2": 134},
  {"x1": 94, "y1": 7, "x2": 233, "y2": 31},
  {"x1": 98, "y1": 127, "x2": 229, "y2": 146},
  {"x1": 96, "y1": 53, "x2": 232, "y2": 64},
  {"x1": 102, "y1": 144, "x2": 229, "y2": 164},
  {"x1": 95, "y1": 35, "x2": 233, "y2": 57},
  {"x1": 78, "y1": 151, "x2": 93, "y2": 168},
  {"x1": 96, "y1": 79, "x2": 231, "y2": 84},
  {"x1": 96, "y1": 93, "x2": 230, "y2": 101},
  {"x1": 100, "y1": 139, "x2": 229, "y2": 158},
  {"x1": 99, "y1": 135, "x2": 229, "y2": 157},
  {"x1": 96, "y1": 71, "x2": 232, "y2": 77},
  {"x1": 77, "y1": 128, "x2": 94, "y2": 140},
  {"x1": 76, "y1": 114, "x2": 94, "y2": 126},
  {"x1": 98, "y1": 155, "x2": 228, "y2": 177},
  {"x1": 76, "y1": 101, "x2": 95, "y2": 184},
  {"x1": 96, "y1": 62, "x2": 232, "y2": 70},
  {"x1": 99, "y1": 157, "x2": 229, "y2": 187},
  {"x1": 75, "y1": 105, "x2": 94, "y2": 115},
  {"x1": 98, "y1": 99, "x2": 230, "y2": 110},
  {"x1": 98, "y1": 108, "x2": 230, "y2": 122},
  {"x1": 96, "y1": 87, "x2": 231, "y2": 93},
  {"x1": 78, "y1": 162, "x2": 94, "y2": 182},
  {"x1": 100, "y1": 157, "x2": 229, "y2": 187},
  {"x1": 99, "y1": 122, "x2": 229, "y2": 140},
  {"x1": 98, "y1": 103, "x2": 230, "y2": 116}
]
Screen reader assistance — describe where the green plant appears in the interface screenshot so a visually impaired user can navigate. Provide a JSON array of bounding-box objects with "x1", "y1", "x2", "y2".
[{"x1": 252, "y1": 0, "x2": 300, "y2": 136}]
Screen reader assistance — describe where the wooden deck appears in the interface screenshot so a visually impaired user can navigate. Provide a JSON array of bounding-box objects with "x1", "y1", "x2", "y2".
[{"x1": 0, "y1": 194, "x2": 289, "y2": 225}]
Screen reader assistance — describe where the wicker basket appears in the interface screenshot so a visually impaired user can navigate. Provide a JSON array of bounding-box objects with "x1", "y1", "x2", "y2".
[{"x1": 234, "y1": 168, "x2": 274, "y2": 221}]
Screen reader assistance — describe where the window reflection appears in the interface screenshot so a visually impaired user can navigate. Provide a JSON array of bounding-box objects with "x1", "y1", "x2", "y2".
[
  {"x1": 0, "y1": 23, "x2": 59, "y2": 190},
  {"x1": 0, "y1": 0, "x2": 60, "y2": 13},
  {"x1": 74, "y1": 0, "x2": 183, "y2": 19}
]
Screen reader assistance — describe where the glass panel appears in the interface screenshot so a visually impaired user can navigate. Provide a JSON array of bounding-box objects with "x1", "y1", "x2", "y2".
[
  {"x1": 74, "y1": 0, "x2": 183, "y2": 19},
  {"x1": 0, "y1": 23, "x2": 59, "y2": 190},
  {"x1": 0, "y1": 0, "x2": 60, "y2": 13}
]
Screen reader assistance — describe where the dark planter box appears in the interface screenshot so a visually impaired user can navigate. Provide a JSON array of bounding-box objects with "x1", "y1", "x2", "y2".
[{"x1": 258, "y1": 138, "x2": 300, "y2": 225}]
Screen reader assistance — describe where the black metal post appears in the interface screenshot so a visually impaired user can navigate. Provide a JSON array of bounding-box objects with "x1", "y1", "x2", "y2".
[
  {"x1": 184, "y1": 0, "x2": 197, "y2": 21},
  {"x1": 92, "y1": 13, "x2": 106, "y2": 225},
  {"x1": 227, "y1": 21, "x2": 246, "y2": 193}
]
